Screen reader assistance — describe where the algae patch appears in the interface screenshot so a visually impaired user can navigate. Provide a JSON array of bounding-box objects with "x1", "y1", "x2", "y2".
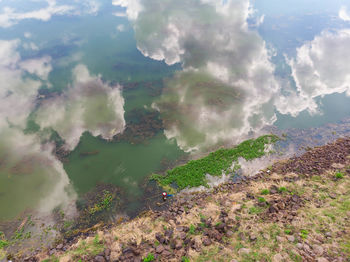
[{"x1": 151, "y1": 135, "x2": 279, "y2": 191}]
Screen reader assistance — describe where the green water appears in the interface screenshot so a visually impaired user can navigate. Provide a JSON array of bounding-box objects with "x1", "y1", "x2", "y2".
[
  {"x1": 1, "y1": 0, "x2": 350, "y2": 222},
  {"x1": 64, "y1": 132, "x2": 184, "y2": 196}
]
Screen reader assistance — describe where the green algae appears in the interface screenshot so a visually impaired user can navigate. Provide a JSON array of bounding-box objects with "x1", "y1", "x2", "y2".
[{"x1": 151, "y1": 135, "x2": 279, "y2": 191}]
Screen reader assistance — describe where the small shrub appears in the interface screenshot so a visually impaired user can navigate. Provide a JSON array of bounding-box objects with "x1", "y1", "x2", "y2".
[
  {"x1": 249, "y1": 206, "x2": 263, "y2": 214},
  {"x1": 284, "y1": 229, "x2": 292, "y2": 235},
  {"x1": 335, "y1": 172, "x2": 344, "y2": 179},
  {"x1": 300, "y1": 229, "x2": 308, "y2": 239},
  {"x1": 258, "y1": 197, "x2": 266, "y2": 203},
  {"x1": 182, "y1": 256, "x2": 190, "y2": 262},
  {"x1": 143, "y1": 253, "x2": 155, "y2": 262},
  {"x1": 261, "y1": 189, "x2": 269, "y2": 195},
  {"x1": 278, "y1": 187, "x2": 287, "y2": 193},
  {"x1": 189, "y1": 224, "x2": 196, "y2": 235}
]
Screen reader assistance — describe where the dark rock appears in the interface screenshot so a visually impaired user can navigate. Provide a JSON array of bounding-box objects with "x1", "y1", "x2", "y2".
[
  {"x1": 202, "y1": 237, "x2": 212, "y2": 246},
  {"x1": 156, "y1": 245, "x2": 165, "y2": 254},
  {"x1": 179, "y1": 232, "x2": 187, "y2": 240},
  {"x1": 226, "y1": 230, "x2": 234, "y2": 237},
  {"x1": 249, "y1": 233, "x2": 257, "y2": 241},
  {"x1": 269, "y1": 185, "x2": 278, "y2": 194},
  {"x1": 94, "y1": 255, "x2": 106, "y2": 262},
  {"x1": 175, "y1": 240, "x2": 182, "y2": 250}
]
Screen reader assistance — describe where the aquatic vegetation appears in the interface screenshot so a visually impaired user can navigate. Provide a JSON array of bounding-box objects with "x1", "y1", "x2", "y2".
[
  {"x1": 151, "y1": 135, "x2": 279, "y2": 191},
  {"x1": 87, "y1": 190, "x2": 113, "y2": 215}
]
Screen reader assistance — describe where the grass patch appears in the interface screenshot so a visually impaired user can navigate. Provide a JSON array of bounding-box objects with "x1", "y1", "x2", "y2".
[
  {"x1": 278, "y1": 187, "x2": 287, "y2": 193},
  {"x1": 261, "y1": 189, "x2": 270, "y2": 195},
  {"x1": 249, "y1": 206, "x2": 264, "y2": 215},
  {"x1": 143, "y1": 253, "x2": 155, "y2": 262},
  {"x1": 299, "y1": 229, "x2": 308, "y2": 239},
  {"x1": 335, "y1": 172, "x2": 344, "y2": 179},
  {"x1": 151, "y1": 135, "x2": 278, "y2": 191}
]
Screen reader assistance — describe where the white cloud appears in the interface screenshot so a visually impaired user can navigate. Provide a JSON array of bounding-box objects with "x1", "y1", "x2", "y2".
[
  {"x1": 279, "y1": 29, "x2": 350, "y2": 116},
  {"x1": 339, "y1": 6, "x2": 350, "y2": 21},
  {"x1": 24, "y1": 32, "x2": 32, "y2": 38},
  {"x1": 116, "y1": 24, "x2": 125, "y2": 32},
  {"x1": 112, "y1": 0, "x2": 143, "y2": 20},
  {"x1": 0, "y1": 39, "x2": 76, "y2": 218},
  {"x1": 19, "y1": 56, "x2": 52, "y2": 80},
  {"x1": 0, "y1": 0, "x2": 102, "y2": 28},
  {"x1": 35, "y1": 64, "x2": 126, "y2": 150},
  {"x1": 113, "y1": 11, "x2": 127, "y2": 17},
  {"x1": 118, "y1": 0, "x2": 279, "y2": 151},
  {"x1": 0, "y1": 1, "x2": 74, "y2": 28}
]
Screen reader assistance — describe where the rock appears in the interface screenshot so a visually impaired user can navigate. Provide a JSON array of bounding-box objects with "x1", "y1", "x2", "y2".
[
  {"x1": 273, "y1": 253, "x2": 283, "y2": 262},
  {"x1": 133, "y1": 257, "x2": 142, "y2": 262},
  {"x1": 56, "y1": 244, "x2": 63, "y2": 250},
  {"x1": 202, "y1": 237, "x2": 212, "y2": 246},
  {"x1": 156, "y1": 245, "x2": 165, "y2": 254},
  {"x1": 179, "y1": 232, "x2": 187, "y2": 240},
  {"x1": 276, "y1": 236, "x2": 285, "y2": 243},
  {"x1": 263, "y1": 233, "x2": 270, "y2": 240},
  {"x1": 226, "y1": 230, "x2": 234, "y2": 237},
  {"x1": 238, "y1": 232, "x2": 246, "y2": 241},
  {"x1": 175, "y1": 240, "x2": 182, "y2": 250},
  {"x1": 238, "y1": 248, "x2": 251, "y2": 255},
  {"x1": 316, "y1": 258, "x2": 329, "y2": 262},
  {"x1": 325, "y1": 232, "x2": 332, "y2": 238},
  {"x1": 249, "y1": 233, "x2": 257, "y2": 241},
  {"x1": 94, "y1": 256, "x2": 106, "y2": 262},
  {"x1": 230, "y1": 260, "x2": 238, "y2": 262},
  {"x1": 313, "y1": 245, "x2": 324, "y2": 255},
  {"x1": 104, "y1": 248, "x2": 111, "y2": 257},
  {"x1": 176, "y1": 226, "x2": 184, "y2": 232},
  {"x1": 270, "y1": 185, "x2": 278, "y2": 194},
  {"x1": 329, "y1": 193, "x2": 337, "y2": 199},
  {"x1": 331, "y1": 163, "x2": 344, "y2": 169},
  {"x1": 49, "y1": 249, "x2": 56, "y2": 256},
  {"x1": 287, "y1": 235, "x2": 295, "y2": 242},
  {"x1": 162, "y1": 250, "x2": 171, "y2": 256},
  {"x1": 296, "y1": 243, "x2": 303, "y2": 249}
]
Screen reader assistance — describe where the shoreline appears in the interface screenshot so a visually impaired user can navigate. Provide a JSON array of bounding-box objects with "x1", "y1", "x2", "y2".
[{"x1": 3, "y1": 136, "x2": 348, "y2": 261}]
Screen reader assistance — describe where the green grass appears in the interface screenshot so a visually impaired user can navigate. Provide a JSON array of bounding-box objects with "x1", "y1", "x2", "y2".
[
  {"x1": 189, "y1": 224, "x2": 196, "y2": 235},
  {"x1": 249, "y1": 206, "x2": 264, "y2": 215},
  {"x1": 151, "y1": 135, "x2": 278, "y2": 191},
  {"x1": 278, "y1": 187, "x2": 287, "y2": 193},
  {"x1": 258, "y1": 197, "x2": 266, "y2": 203},
  {"x1": 335, "y1": 172, "x2": 344, "y2": 179},
  {"x1": 300, "y1": 229, "x2": 308, "y2": 239},
  {"x1": 143, "y1": 253, "x2": 155, "y2": 262},
  {"x1": 261, "y1": 189, "x2": 270, "y2": 195}
]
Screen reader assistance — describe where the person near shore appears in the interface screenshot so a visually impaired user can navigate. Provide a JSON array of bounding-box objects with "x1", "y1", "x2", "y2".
[{"x1": 162, "y1": 192, "x2": 173, "y2": 201}]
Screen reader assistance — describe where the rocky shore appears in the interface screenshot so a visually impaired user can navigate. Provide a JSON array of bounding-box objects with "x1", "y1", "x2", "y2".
[{"x1": 3, "y1": 137, "x2": 350, "y2": 261}]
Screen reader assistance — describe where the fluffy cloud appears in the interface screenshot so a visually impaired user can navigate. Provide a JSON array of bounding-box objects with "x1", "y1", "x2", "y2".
[
  {"x1": 116, "y1": 0, "x2": 279, "y2": 151},
  {"x1": 35, "y1": 64, "x2": 126, "y2": 150},
  {"x1": 0, "y1": 128, "x2": 76, "y2": 219},
  {"x1": 279, "y1": 29, "x2": 350, "y2": 116},
  {"x1": 19, "y1": 56, "x2": 52, "y2": 80},
  {"x1": 0, "y1": 39, "x2": 42, "y2": 128},
  {"x1": 0, "y1": 39, "x2": 76, "y2": 219},
  {"x1": 0, "y1": 0, "x2": 101, "y2": 28},
  {"x1": 339, "y1": 6, "x2": 350, "y2": 21}
]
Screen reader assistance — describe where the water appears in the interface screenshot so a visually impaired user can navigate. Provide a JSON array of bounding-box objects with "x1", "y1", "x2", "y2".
[{"x1": 0, "y1": 0, "x2": 350, "y2": 224}]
